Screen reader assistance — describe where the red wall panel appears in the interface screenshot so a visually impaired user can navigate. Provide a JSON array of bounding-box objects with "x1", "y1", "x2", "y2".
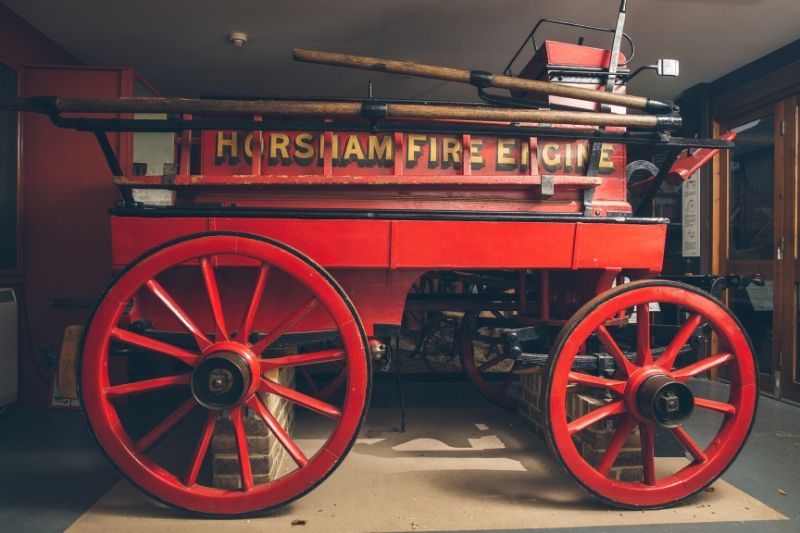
[{"x1": 19, "y1": 66, "x2": 134, "y2": 406}]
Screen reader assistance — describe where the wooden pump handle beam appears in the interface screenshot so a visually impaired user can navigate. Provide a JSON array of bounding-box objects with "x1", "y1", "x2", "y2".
[
  {"x1": 293, "y1": 48, "x2": 676, "y2": 115},
  {"x1": 2, "y1": 96, "x2": 681, "y2": 130}
]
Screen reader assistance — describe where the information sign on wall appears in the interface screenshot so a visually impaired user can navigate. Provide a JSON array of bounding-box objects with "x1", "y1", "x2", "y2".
[{"x1": 682, "y1": 171, "x2": 700, "y2": 257}]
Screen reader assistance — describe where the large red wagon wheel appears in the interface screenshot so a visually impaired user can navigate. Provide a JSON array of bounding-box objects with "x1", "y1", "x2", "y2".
[
  {"x1": 80, "y1": 233, "x2": 370, "y2": 516},
  {"x1": 545, "y1": 280, "x2": 757, "y2": 508},
  {"x1": 458, "y1": 312, "x2": 519, "y2": 409}
]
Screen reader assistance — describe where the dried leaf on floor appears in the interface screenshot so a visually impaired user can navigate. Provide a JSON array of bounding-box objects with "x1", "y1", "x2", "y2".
[
  {"x1": 777, "y1": 488, "x2": 787, "y2": 496},
  {"x1": 291, "y1": 519, "x2": 307, "y2": 526}
]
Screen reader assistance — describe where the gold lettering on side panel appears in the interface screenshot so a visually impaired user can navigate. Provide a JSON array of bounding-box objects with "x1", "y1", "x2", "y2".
[
  {"x1": 269, "y1": 133, "x2": 291, "y2": 165},
  {"x1": 216, "y1": 132, "x2": 239, "y2": 164},
  {"x1": 542, "y1": 143, "x2": 561, "y2": 172},
  {"x1": 294, "y1": 133, "x2": 315, "y2": 166},
  {"x1": 243, "y1": 132, "x2": 265, "y2": 162},
  {"x1": 577, "y1": 143, "x2": 590, "y2": 172},
  {"x1": 428, "y1": 137, "x2": 438, "y2": 169},
  {"x1": 497, "y1": 139, "x2": 516, "y2": 171},
  {"x1": 367, "y1": 135, "x2": 393, "y2": 167},
  {"x1": 407, "y1": 134, "x2": 426, "y2": 169},
  {"x1": 442, "y1": 137, "x2": 461, "y2": 169},
  {"x1": 470, "y1": 138, "x2": 484, "y2": 170},
  {"x1": 599, "y1": 143, "x2": 615, "y2": 174},
  {"x1": 342, "y1": 134, "x2": 366, "y2": 165}
]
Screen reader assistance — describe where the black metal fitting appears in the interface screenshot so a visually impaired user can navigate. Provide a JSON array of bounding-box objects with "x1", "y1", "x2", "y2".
[
  {"x1": 636, "y1": 374, "x2": 694, "y2": 428},
  {"x1": 655, "y1": 114, "x2": 683, "y2": 130},
  {"x1": 644, "y1": 98, "x2": 677, "y2": 114},
  {"x1": 360, "y1": 100, "x2": 388, "y2": 119},
  {"x1": 469, "y1": 70, "x2": 494, "y2": 89}
]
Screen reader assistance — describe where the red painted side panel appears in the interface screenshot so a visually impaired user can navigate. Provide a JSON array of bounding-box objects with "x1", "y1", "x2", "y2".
[
  {"x1": 20, "y1": 67, "x2": 134, "y2": 406},
  {"x1": 111, "y1": 216, "x2": 665, "y2": 272},
  {"x1": 110, "y1": 217, "x2": 392, "y2": 268},
  {"x1": 390, "y1": 220, "x2": 576, "y2": 269},
  {"x1": 110, "y1": 215, "x2": 665, "y2": 333},
  {"x1": 572, "y1": 223, "x2": 666, "y2": 271}
]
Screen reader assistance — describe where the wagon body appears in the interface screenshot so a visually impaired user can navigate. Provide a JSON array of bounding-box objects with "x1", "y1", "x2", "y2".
[{"x1": 5, "y1": 14, "x2": 759, "y2": 517}]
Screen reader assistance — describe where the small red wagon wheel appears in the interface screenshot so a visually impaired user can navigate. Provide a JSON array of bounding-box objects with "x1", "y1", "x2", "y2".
[
  {"x1": 545, "y1": 279, "x2": 757, "y2": 509},
  {"x1": 458, "y1": 312, "x2": 519, "y2": 409},
  {"x1": 80, "y1": 232, "x2": 370, "y2": 516}
]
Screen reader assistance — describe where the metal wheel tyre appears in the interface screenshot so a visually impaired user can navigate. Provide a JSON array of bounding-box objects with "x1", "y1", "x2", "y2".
[
  {"x1": 545, "y1": 280, "x2": 757, "y2": 509},
  {"x1": 80, "y1": 233, "x2": 370, "y2": 516},
  {"x1": 458, "y1": 312, "x2": 519, "y2": 409}
]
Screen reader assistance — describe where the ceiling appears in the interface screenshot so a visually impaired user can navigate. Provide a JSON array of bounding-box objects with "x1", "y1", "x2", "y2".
[{"x1": 3, "y1": 0, "x2": 799, "y2": 103}]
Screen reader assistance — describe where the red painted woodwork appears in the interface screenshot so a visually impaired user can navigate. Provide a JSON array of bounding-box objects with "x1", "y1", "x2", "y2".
[
  {"x1": 109, "y1": 215, "x2": 665, "y2": 335},
  {"x1": 80, "y1": 234, "x2": 370, "y2": 515},
  {"x1": 516, "y1": 40, "x2": 629, "y2": 112},
  {"x1": 546, "y1": 280, "x2": 757, "y2": 508},
  {"x1": 0, "y1": 5, "x2": 79, "y2": 406}
]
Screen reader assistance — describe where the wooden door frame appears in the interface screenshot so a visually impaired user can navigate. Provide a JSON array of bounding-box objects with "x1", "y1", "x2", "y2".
[
  {"x1": 711, "y1": 67, "x2": 800, "y2": 399},
  {"x1": 713, "y1": 103, "x2": 783, "y2": 396},
  {"x1": 780, "y1": 96, "x2": 799, "y2": 401}
]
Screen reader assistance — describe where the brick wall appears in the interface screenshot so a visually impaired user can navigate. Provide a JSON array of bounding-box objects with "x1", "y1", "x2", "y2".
[
  {"x1": 517, "y1": 371, "x2": 642, "y2": 481},
  {"x1": 211, "y1": 365, "x2": 296, "y2": 489}
]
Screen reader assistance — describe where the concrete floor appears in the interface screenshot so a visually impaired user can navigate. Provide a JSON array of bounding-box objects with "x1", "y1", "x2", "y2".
[{"x1": 0, "y1": 379, "x2": 798, "y2": 533}]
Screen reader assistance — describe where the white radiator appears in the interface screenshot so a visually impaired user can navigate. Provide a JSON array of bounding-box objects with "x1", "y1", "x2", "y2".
[{"x1": 0, "y1": 288, "x2": 18, "y2": 406}]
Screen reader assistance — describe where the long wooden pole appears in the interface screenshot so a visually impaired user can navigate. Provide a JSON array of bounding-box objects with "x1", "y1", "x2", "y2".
[
  {"x1": 293, "y1": 48, "x2": 676, "y2": 115},
  {"x1": 3, "y1": 96, "x2": 681, "y2": 129}
]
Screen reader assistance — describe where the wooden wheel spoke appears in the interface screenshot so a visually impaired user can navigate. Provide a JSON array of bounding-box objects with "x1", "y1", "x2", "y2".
[
  {"x1": 200, "y1": 257, "x2": 229, "y2": 341},
  {"x1": 567, "y1": 400, "x2": 626, "y2": 436},
  {"x1": 248, "y1": 397, "x2": 309, "y2": 468},
  {"x1": 145, "y1": 279, "x2": 212, "y2": 351},
  {"x1": 299, "y1": 367, "x2": 320, "y2": 395},
  {"x1": 477, "y1": 353, "x2": 507, "y2": 372},
  {"x1": 694, "y1": 397, "x2": 736, "y2": 415},
  {"x1": 135, "y1": 398, "x2": 196, "y2": 452},
  {"x1": 260, "y1": 377, "x2": 341, "y2": 420},
  {"x1": 251, "y1": 297, "x2": 319, "y2": 355},
  {"x1": 671, "y1": 426, "x2": 708, "y2": 463},
  {"x1": 672, "y1": 352, "x2": 733, "y2": 382},
  {"x1": 636, "y1": 304, "x2": 653, "y2": 366},
  {"x1": 319, "y1": 368, "x2": 348, "y2": 398},
  {"x1": 260, "y1": 348, "x2": 346, "y2": 371},
  {"x1": 657, "y1": 313, "x2": 702, "y2": 371},
  {"x1": 597, "y1": 415, "x2": 636, "y2": 475},
  {"x1": 106, "y1": 373, "x2": 191, "y2": 399},
  {"x1": 568, "y1": 371, "x2": 626, "y2": 395},
  {"x1": 239, "y1": 263, "x2": 269, "y2": 343},
  {"x1": 595, "y1": 325, "x2": 635, "y2": 376},
  {"x1": 230, "y1": 407, "x2": 254, "y2": 491},
  {"x1": 110, "y1": 328, "x2": 199, "y2": 366},
  {"x1": 639, "y1": 422, "x2": 657, "y2": 486},
  {"x1": 185, "y1": 410, "x2": 217, "y2": 486}
]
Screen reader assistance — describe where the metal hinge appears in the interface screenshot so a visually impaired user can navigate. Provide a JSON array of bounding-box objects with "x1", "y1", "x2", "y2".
[
  {"x1": 777, "y1": 235, "x2": 785, "y2": 260},
  {"x1": 781, "y1": 120, "x2": 785, "y2": 136}
]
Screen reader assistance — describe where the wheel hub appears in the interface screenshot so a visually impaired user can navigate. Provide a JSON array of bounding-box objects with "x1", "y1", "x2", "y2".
[
  {"x1": 191, "y1": 350, "x2": 253, "y2": 410},
  {"x1": 636, "y1": 374, "x2": 694, "y2": 428}
]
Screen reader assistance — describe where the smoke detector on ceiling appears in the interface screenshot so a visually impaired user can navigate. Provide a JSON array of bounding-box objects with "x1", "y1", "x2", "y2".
[{"x1": 228, "y1": 32, "x2": 248, "y2": 47}]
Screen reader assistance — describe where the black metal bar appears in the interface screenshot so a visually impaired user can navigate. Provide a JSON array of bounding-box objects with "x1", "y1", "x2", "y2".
[
  {"x1": 109, "y1": 206, "x2": 670, "y2": 225},
  {"x1": 504, "y1": 17, "x2": 635, "y2": 76},
  {"x1": 92, "y1": 131, "x2": 123, "y2": 176},
  {"x1": 53, "y1": 117, "x2": 731, "y2": 149}
]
